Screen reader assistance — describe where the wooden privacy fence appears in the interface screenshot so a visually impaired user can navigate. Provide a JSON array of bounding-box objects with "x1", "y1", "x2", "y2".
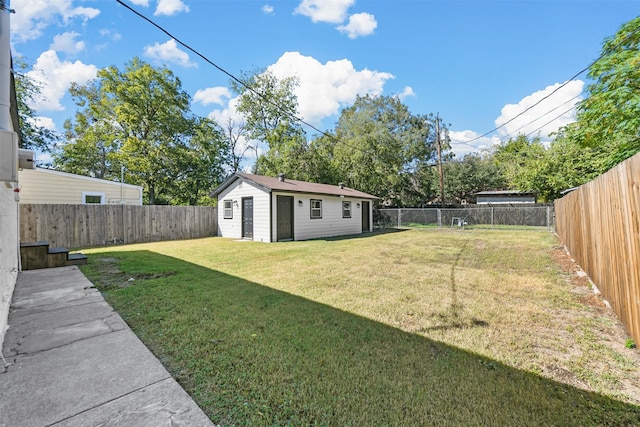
[
  {"x1": 20, "y1": 204, "x2": 218, "y2": 250},
  {"x1": 555, "y1": 152, "x2": 640, "y2": 345}
]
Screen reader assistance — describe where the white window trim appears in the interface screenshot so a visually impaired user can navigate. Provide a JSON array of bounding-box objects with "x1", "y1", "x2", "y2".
[
  {"x1": 310, "y1": 199, "x2": 322, "y2": 219},
  {"x1": 342, "y1": 201, "x2": 352, "y2": 218},
  {"x1": 82, "y1": 191, "x2": 106, "y2": 205},
  {"x1": 223, "y1": 199, "x2": 233, "y2": 219}
]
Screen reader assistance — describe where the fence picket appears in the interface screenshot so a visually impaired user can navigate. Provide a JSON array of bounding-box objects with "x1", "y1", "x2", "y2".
[
  {"x1": 555, "y1": 152, "x2": 640, "y2": 346},
  {"x1": 19, "y1": 204, "x2": 218, "y2": 249}
]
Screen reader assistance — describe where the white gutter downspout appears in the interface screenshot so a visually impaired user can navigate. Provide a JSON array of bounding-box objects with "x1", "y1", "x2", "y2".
[{"x1": 0, "y1": 0, "x2": 11, "y2": 131}]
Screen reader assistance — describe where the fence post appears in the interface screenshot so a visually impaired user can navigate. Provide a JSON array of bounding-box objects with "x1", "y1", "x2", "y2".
[
  {"x1": 437, "y1": 208, "x2": 442, "y2": 228},
  {"x1": 398, "y1": 208, "x2": 401, "y2": 228},
  {"x1": 546, "y1": 206, "x2": 550, "y2": 231},
  {"x1": 491, "y1": 207, "x2": 494, "y2": 228}
]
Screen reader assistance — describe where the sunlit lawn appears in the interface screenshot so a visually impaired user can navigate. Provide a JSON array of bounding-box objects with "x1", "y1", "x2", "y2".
[{"x1": 81, "y1": 228, "x2": 640, "y2": 426}]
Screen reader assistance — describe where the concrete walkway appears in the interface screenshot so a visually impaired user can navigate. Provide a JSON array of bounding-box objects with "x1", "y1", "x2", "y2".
[{"x1": 0, "y1": 266, "x2": 214, "y2": 427}]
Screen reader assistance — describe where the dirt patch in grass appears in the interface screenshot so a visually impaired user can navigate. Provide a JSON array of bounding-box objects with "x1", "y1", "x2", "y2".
[
  {"x1": 548, "y1": 244, "x2": 640, "y2": 402},
  {"x1": 91, "y1": 257, "x2": 176, "y2": 288}
]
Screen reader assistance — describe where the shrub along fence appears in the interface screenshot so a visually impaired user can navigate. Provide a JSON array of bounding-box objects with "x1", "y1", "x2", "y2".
[
  {"x1": 20, "y1": 204, "x2": 217, "y2": 250},
  {"x1": 376, "y1": 205, "x2": 554, "y2": 230},
  {"x1": 555, "y1": 152, "x2": 640, "y2": 346}
]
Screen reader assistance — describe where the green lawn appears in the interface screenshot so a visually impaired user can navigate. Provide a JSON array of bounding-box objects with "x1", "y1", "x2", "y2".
[{"x1": 81, "y1": 229, "x2": 640, "y2": 426}]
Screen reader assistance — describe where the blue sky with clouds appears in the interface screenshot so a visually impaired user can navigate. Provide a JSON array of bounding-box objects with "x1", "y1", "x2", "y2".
[{"x1": 10, "y1": 0, "x2": 640, "y2": 165}]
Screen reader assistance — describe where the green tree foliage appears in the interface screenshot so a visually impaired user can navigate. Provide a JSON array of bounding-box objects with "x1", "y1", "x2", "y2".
[
  {"x1": 13, "y1": 57, "x2": 58, "y2": 156},
  {"x1": 331, "y1": 95, "x2": 441, "y2": 205},
  {"x1": 492, "y1": 135, "x2": 551, "y2": 200},
  {"x1": 232, "y1": 68, "x2": 308, "y2": 176},
  {"x1": 56, "y1": 58, "x2": 229, "y2": 205},
  {"x1": 491, "y1": 133, "x2": 613, "y2": 202},
  {"x1": 442, "y1": 153, "x2": 506, "y2": 204},
  {"x1": 571, "y1": 16, "x2": 640, "y2": 167}
]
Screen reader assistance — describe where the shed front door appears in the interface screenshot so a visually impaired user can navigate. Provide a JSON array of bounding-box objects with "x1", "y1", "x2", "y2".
[
  {"x1": 242, "y1": 197, "x2": 253, "y2": 239},
  {"x1": 361, "y1": 201, "x2": 370, "y2": 232},
  {"x1": 277, "y1": 195, "x2": 294, "y2": 241}
]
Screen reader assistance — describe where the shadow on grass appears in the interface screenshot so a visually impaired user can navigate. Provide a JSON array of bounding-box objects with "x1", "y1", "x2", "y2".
[
  {"x1": 308, "y1": 227, "x2": 409, "y2": 242},
  {"x1": 83, "y1": 250, "x2": 640, "y2": 426}
]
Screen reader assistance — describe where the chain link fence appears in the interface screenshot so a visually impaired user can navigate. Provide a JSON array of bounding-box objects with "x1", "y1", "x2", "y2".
[{"x1": 375, "y1": 206, "x2": 554, "y2": 231}]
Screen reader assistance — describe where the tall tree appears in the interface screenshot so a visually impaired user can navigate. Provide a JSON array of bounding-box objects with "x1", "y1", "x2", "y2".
[
  {"x1": 13, "y1": 57, "x2": 58, "y2": 155},
  {"x1": 56, "y1": 58, "x2": 229, "y2": 204},
  {"x1": 231, "y1": 68, "x2": 307, "y2": 176},
  {"x1": 442, "y1": 153, "x2": 506, "y2": 204},
  {"x1": 571, "y1": 16, "x2": 640, "y2": 167},
  {"x1": 331, "y1": 95, "x2": 440, "y2": 205},
  {"x1": 493, "y1": 134, "x2": 548, "y2": 196}
]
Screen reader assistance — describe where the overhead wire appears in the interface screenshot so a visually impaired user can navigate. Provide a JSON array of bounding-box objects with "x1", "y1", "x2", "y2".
[
  {"x1": 115, "y1": 0, "x2": 381, "y2": 159},
  {"x1": 457, "y1": 23, "x2": 640, "y2": 144}
]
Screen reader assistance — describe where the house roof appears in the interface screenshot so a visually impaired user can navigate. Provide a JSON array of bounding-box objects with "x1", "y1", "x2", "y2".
[
  {"x1": 212, "y1": 173, "x2": 378, "y2": 199},
  {"x1": 476, "y1": 190, "x2": 536, "y2": 196}
]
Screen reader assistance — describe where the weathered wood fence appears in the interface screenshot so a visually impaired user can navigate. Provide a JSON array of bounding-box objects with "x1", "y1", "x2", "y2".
[
  {"x1": 20, "y1": 204, "x2": 218, "y2": 249},
  {"x1": 555, "y1": 152, "x2": 640, "y2": 345}
]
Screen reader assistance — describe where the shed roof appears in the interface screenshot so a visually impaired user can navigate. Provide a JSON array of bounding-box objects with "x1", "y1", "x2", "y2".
[
  {"x1": 212, "y1": 173, "x2": 378, "y2": 199},
  {"x1": 475, "y1": 190, "x2": 536, "y2": 196}
]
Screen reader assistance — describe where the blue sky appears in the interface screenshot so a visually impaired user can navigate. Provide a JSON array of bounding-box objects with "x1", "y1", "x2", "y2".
[{"x1": 10, "y1": 0, "x2": 640, "y2": 165}]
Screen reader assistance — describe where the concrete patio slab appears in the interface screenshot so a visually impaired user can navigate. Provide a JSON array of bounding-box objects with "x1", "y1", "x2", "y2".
[{"x1": 0, "y1": 266, "x2": 213, "y2": 427}]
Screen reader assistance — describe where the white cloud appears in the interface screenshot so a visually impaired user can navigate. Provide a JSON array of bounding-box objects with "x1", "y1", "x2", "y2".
[
  {"x1": 266, "y1": 51, "x2": 394, "y2": 125},
  {"x1": 130, "y1": 0, "x2": 150, "y2": 6},
  {"x1": 194, "y1": 87, "x2": 232, "y2": 106},
  {"x1": 11, "y1": 0, "x2": 100, "y2": 42},
  {"x1": 33, "y1": 116, "x2": 56, "y2": 131},
  {"x1": 398, "y1": 86, "x2": 415, "y2": 101},
  {"x1": 154, "y1": 0, "x2": 189, "y2": 16},
  {"x1": 449, "y1": 130, "x2": 501, "y2": 159},
  {"x1": 495, "y1": 80, "x2": 584, "y2": 140},
  {"x1": 50, "y1": 31, "x2": 85, "y2": 54},
  {"x1": 99, "y1": 29, "x2": 122, "y2": 41},
  {"x1": 143, "y1": 39, "x2": 197, "y2": 68},
  {"x1": 27, "y1": 50, "x2": 98, "y2": 112},
  {"x1": 337, "y1": 13, "x2": 377, "y2": 39},
  {"x1": 294, "y1": 0, "x2": 355, "y2": 24},
  {"x1": 262, "y1": 4, "x2": 275, "y2": 15}
]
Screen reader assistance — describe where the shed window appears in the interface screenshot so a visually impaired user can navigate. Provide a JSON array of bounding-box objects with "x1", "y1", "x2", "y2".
[
  {"x1": 82, "y1": 192, "x2": 105, "y2": 205},
  {"x1": 342, "y1": 201, "x2": 351, "y2": 218},
  {"x1": 223, "y1": 200, "x2": 233, "y2": 219},
  {"x1": 310, "y1": 199, "x2": 322, "y2": 219}
]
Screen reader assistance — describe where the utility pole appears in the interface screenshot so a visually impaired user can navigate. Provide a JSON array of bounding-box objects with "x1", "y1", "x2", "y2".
[{"x1": 435, "y1": 114, "x2": 445, "y2": 208}]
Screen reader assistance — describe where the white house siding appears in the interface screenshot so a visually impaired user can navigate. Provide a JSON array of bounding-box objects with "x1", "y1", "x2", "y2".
[
  {"x1": 275, "y1": 193, "x2": 362, "y2": 241},
  {"x1": 18, "y1": 168, "x2": 143, "y2": 205},
  {"x1": 0, "y1": 182, "x2": 18, "y2": 351},
  {"x1": 217, "y1": 180, "x2": 271, "y2": 242}
]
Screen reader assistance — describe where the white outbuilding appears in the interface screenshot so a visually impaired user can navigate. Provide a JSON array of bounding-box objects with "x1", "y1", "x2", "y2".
[{"x1": 212, "y1": 173, "x2": 378, "y2": 242}]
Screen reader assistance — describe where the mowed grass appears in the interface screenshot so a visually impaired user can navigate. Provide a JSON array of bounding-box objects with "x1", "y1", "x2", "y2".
[{"x1": 80, "y1": 229, "x2": 640, "y2": 426}]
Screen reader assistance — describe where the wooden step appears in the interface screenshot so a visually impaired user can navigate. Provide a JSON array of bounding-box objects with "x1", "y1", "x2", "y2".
[
  {"x1": 20, "y1": 241, "x2": 88, "y2": 270},
  {"x1": 47, "y1": 247, "x2": 69, "y2": 268},
  {"x1": 66, "y1": 253, "x2": 88, "y2": 266},
  {"x1": 20, "y1": 241, "x2": 50, "y2": 270}
]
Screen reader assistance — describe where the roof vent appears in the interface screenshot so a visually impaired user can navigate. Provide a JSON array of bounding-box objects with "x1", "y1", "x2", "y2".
[
  {"x1": 338, "y1": 182, "x2": 345, "y2": 189},
  {"x1": 278, "y1": 173, "x2": 286, "y2": 182}
]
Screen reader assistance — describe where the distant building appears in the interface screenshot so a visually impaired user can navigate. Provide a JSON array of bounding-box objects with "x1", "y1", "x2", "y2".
[
  {"x1": 212, "y1": 173, "x2": 378, "y2": 242},
  {"x1": 18, "y1": 168, "x2": 143, "y2": 205},
  {"x1": 475, "y1": 190, "x2": 536, "y2": 204}
]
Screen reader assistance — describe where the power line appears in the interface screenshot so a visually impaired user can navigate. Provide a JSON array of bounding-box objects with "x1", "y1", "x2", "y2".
[
  {"x1": 115, "y1": 0, "x2": 382, "y2": 159},
  {"x1": 458, "y1": 24, "x2": 640, "y2": 144},
  {"x1": 503, "y1": 94, "x2": 582, "y2": 138},
  {"x1": 525, "y1": 105, "x2": 578, "y2": 139}
]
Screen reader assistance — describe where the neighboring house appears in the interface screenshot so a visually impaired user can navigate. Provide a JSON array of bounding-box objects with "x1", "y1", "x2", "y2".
[
  {"x1": 18, "y1": 168, "x2": 143, "y2": 205},
  {"x1": 212, "y1": 173, "x2": 378, "y2": 242},
  {"x1": 476, "y1": 190, "x2": 536, "y2": 204}
]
